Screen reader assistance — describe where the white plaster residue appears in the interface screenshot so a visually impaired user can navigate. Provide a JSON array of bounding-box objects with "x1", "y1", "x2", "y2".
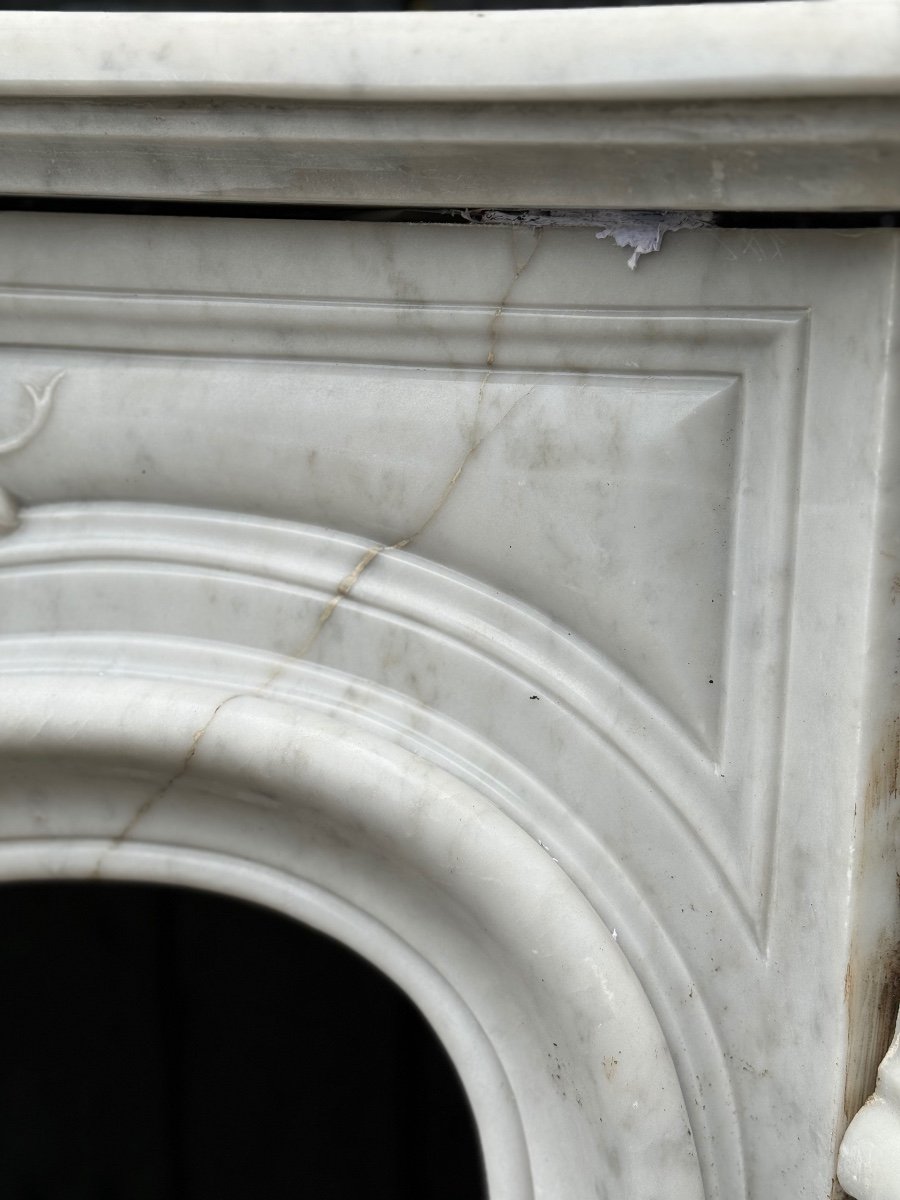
[
  {"x1": 593, "y1": 211, "x2": 713, "y2": 270},
  {"x1": 466, "y1": 209, "x2": 713, "y2": 269}
]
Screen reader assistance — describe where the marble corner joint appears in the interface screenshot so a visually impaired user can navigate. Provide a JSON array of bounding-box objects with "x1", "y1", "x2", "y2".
[
  {"x1": 0, "y1": 369, "x2": 64, "y2": 534},
  {"x1": 465, "y1": 208, "x2": 714, "y2": 269}
]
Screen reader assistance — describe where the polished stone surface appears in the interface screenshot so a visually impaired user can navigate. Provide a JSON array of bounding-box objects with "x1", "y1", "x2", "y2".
[
  {"x1": 1, "y1": 2, "x2": 898, "y2": 101},
  {"x1": 841, "y1": 1011, "x2": 900, "y2": 1200},
  {"x1": 0, "y1": 212, "x2": 897, "y2": 1199},
  {"x1": 0, "y1": 3, "x2": 897, "y2": 210},
  {"x1": 1, "y1": 3, "x2": 899, "y2": 1195}
]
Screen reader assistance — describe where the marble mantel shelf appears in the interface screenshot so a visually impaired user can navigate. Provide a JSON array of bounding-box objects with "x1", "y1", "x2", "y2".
[
  {"x1": 0, "y1": 1, "x2": 898, "y2": 210},
  {"x1": 1, "y1": 2, "x2": 899, "y2": 102}
]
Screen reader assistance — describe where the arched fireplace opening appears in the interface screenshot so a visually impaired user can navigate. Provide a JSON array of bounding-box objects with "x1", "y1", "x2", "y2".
[{"x1": 0, "y1": 881, "x2": 487, "y2": 1200}]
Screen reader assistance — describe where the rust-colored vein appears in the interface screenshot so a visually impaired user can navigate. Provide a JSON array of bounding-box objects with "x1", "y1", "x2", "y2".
[
  {"x1": 92, "y1": 695, "x2": 237, "y2": 876},
  {"x1": 97, "y1": 228, "x2": 545, "y2": 864}
]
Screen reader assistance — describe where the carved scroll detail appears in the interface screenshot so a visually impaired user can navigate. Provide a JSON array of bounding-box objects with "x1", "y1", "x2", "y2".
[
  {"x1": 0, "y1": 370, "x2": 64, "y2": 455},
  {"x1": 839, "y1": 1011, "x2": 900, "y2": 1199}
]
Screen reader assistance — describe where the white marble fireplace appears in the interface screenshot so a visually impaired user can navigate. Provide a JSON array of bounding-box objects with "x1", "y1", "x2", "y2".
[{"x1": 0, "y1": 4, "x2": 898, "y2": 1198}]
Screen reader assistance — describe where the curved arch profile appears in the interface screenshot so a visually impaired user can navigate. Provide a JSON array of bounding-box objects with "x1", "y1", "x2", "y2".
[{"x1": 0, "y1": 673, "x2": 704, "y2": 1200}]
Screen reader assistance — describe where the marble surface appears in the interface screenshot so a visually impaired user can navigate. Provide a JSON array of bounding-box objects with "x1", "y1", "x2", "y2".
[
  {"x1": 840, "y1": 1011, "x2": 900, "y2": 1199},
  {"x1": 0, "y1": 5, "x2": 897, "y2": 211},
  {"x1": 0, "y1": 213, "x2": 897, "y2": 1199},
  {"x1": 0, "y1": 2, "x2": 897, "y2": 101}
]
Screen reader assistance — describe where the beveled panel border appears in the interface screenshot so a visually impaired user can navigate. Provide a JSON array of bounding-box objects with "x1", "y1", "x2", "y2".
[{"x1": 0, "y1": 288, "x2": 809, "y2": 929}]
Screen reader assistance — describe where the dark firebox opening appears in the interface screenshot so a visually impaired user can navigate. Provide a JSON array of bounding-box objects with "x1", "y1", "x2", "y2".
[{"x1": 0, "y1": 881, "x2": 486, "y2": 1200}]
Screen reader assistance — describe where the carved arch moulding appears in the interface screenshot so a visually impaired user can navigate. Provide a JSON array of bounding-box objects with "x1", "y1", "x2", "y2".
[
  {"x1": 0, "y1": 142, "x2": 898, "y2": 1200},
  {"x1": 0, "y1": 673, "x2": 704, "y2": 1200}
]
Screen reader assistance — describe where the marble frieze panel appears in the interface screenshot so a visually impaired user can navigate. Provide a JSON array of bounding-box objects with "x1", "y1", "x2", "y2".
[{"x1": 0, "y1": 211, "x2": 897, "y2": 1200}]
